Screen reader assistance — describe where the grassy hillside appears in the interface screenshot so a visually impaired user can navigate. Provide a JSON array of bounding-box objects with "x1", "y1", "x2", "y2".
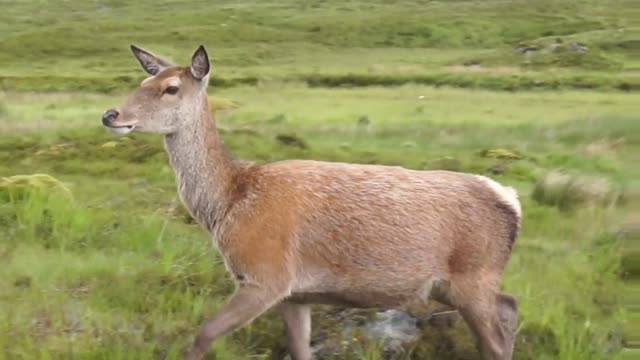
[
  {"x1": 0, "y1": 0, "x2": 639, "y2": 91},
  {"x1": 0, "y1": 0, "x2": 638, "y2": 359}
]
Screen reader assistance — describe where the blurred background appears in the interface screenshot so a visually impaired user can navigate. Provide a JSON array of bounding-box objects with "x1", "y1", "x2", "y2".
[{"x1": 0, "y1": 0, "x2": 637, "y2": 359}]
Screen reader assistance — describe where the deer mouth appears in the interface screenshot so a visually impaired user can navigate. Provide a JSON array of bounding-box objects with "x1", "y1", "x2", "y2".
[{"x1": 106, "y1": 125, "x2": 135, "y2": 134}]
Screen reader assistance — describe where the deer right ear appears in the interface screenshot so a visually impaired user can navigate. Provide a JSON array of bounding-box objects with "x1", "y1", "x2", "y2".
[
  {"x1": 190, "y1": 45, "x2": 210, "y2": 81},
  {"x1": 130, "y1": 45, "x2": 173, "y2": 76}
]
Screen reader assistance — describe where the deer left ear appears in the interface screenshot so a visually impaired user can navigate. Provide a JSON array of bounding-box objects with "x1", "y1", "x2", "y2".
[
  {"x1": 130, "y1": 45, "x2": 173, "y2": 76},
  {"x1": 190, "y1": 45, "x2": 210, "y2": 81}
]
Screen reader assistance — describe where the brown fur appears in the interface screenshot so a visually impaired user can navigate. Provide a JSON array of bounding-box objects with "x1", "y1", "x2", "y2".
[{"x1": 104, "y1": 46, "x2": 522, "y2": 360}]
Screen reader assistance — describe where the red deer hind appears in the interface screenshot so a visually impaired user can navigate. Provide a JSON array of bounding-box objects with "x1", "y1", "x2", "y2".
[{"x1": 102, "y1": 45, "x2": 521, "y2": 360}]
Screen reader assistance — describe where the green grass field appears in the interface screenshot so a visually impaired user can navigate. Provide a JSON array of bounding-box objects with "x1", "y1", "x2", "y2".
[{"x1": 0, "y1": 0, "x2": 638, "y2": 359}]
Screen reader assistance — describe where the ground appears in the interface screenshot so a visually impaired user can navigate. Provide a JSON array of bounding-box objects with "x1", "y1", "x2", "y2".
[{"x1": 0, "y1": 0, "x2": 637, "y2": 359}]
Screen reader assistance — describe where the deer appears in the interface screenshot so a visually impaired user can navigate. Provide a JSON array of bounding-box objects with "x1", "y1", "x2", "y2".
[{"x1": 101, "y1": 45, "x2": 521, "y2": 360}]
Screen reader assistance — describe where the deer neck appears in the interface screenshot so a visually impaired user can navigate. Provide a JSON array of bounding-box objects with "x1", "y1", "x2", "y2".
[{"x1": 163, "y1": 93, "x2": 238, "y2": 233}]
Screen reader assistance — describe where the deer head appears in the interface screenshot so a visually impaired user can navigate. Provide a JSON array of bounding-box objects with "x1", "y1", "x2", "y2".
[{"x1": 102, "y1": 45, "x2": 211, "y2": 135}]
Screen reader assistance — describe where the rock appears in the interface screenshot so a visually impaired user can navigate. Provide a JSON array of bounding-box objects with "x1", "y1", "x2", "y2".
[
  {"x1": 363, "y1": 310, "x2": 420, "y2": 351},
  {"x1": 568, "y1": 42, "x2": 588, "y2": 53},
  {"x1": 308, "y1": 309, "x2": 421, "y2": 359}
]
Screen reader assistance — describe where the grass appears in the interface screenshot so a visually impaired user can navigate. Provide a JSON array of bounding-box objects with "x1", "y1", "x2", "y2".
[
  {"x1": 0, "y1": 0, "x2": 639, "y2": 91},
  {"x1": 1, "y1": 85, "x2": 636, "y2": 359},
  {"x1": 0, "y1": 0, "x2": 638, "y2": 359}
]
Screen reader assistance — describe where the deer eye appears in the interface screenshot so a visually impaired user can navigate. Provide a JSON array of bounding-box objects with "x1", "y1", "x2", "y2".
[{"x1": 164, "y1": 86, "x2": 179, "y2": 95}]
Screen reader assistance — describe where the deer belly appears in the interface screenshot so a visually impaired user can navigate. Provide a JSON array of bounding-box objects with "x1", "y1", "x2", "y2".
[{"x1": 287, "y1": 290, "x2": 409, "y2": 308}]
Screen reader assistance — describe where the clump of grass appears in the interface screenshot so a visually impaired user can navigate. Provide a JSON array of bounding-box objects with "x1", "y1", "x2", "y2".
[
  {"x1": 531, "y1": 171, "x2": 622, "y2": 210},
  {"x1": 0, "y1": 177, "x2": 96, "y2": 251},
  {"x1": 0, "y1": 174, "x2": 73, "y2": 201}
]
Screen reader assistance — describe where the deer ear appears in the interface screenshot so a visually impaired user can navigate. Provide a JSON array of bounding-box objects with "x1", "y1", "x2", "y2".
[
  {"x1": 130, "y1": 45, "x2": 173, "y2": 76},
  {"x1": 190, "y1": 45, "x2": 210, "y2": 81}
]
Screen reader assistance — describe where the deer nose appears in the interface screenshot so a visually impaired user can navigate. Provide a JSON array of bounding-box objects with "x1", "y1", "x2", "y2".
[{"x1": 102, "y1": 109, "x2": 119, "y2": 126}]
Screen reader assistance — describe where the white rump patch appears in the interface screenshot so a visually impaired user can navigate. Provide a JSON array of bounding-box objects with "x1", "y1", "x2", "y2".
[{"x1": 476, "y1": 175, "x2": 522, "y2": 219}]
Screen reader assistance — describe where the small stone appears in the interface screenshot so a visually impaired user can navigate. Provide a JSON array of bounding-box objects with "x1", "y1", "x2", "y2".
[{"x1": 568, "y1": 42, "x2": 588, "y2": 53}]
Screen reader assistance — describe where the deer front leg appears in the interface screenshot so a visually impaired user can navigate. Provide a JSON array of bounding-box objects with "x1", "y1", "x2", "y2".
[
  {"x1": 280, "y1": 302, "x2": 312, "y2": 360},
  {"x1": 185, "y1": 284, "x2": 286, "y2": 360}
]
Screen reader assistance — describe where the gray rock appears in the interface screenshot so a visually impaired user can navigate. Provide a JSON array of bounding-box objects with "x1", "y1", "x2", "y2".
[
  {"x1": 364, "y1": 310, "x2": 420, "y2": 351},
  {"x1": 568, "y1": 42, "x2": 588, "y2": 53}
]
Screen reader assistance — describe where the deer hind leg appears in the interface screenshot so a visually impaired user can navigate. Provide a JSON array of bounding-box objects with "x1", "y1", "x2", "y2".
[
  {"x1": 433, "y1": 277, "x2": 518, "y2": 360},
  {"x1": 279, "y1": 302, "x2": 312, "y2": 360},
  {"x1": 496, "y1": 293, "x2": 518, "y2": 359}
]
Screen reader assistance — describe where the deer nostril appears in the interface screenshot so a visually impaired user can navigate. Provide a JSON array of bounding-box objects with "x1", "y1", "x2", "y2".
[{"x1": 101, "y1": 109, "x2": 119, "y2": 126}]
